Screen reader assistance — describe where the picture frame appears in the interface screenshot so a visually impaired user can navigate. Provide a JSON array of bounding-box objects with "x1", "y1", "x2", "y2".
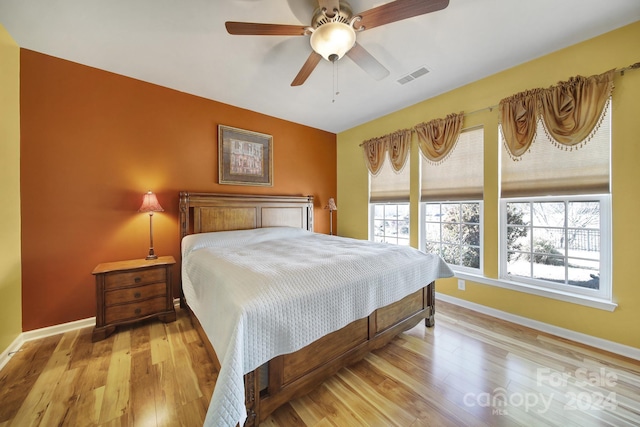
[{"x1": 218, "y1": 125, "x2": 273, "y2": 186}]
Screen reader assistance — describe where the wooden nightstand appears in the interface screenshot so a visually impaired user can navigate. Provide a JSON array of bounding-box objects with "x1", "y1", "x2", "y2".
[{"x1": 91, "y1": 255, "x2": 176, "y2": 341}]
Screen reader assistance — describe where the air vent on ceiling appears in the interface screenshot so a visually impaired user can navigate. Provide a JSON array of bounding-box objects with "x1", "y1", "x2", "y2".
[{"x1": 397, "y1": 66, "x2": 430, "y2": 85}]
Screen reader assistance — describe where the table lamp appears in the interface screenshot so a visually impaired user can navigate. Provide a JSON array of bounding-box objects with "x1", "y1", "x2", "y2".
[
  {"x1": 138, "y1": 191, "x2": 164, "y2": 260},
  {"x1": 324, "y1": 197, "x2": 337, "y2": 235}
]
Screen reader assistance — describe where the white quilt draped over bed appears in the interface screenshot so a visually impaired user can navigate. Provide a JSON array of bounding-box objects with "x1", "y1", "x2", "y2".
[{"x1": 181, "y1": 227, "x2": 454, "y2": 427}]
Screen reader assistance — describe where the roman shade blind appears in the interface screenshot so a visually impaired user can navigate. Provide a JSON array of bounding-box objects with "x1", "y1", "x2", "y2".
[
  {"x1": 421, "y1": 127, "x2": 484, "y2": 201},
  {"x1": 366, "y1": 130, "x2": 411, "y2": 203},
  {"x1": 369, "y1": 157, "x2": 410, "y2": 202}
]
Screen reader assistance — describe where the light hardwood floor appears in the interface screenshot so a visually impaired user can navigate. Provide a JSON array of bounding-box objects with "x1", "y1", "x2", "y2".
[{"x1": 1, "y1": 301, "x2": 639, "y2": 427}]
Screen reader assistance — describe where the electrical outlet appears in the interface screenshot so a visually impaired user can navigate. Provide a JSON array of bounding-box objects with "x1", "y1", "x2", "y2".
[{"x1": 458, "y1": 279, "x2": 465, "y2": 291}]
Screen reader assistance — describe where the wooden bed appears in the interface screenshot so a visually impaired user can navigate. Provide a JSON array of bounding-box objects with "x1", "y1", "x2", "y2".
[{"x1": 178, "y1": 192, "x2": 436, "y2": 426}]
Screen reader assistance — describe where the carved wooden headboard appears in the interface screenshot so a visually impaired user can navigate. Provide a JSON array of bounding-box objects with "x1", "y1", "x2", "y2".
[{"x1": 179, "y1": 192, "x2": 314, "y2": 239}]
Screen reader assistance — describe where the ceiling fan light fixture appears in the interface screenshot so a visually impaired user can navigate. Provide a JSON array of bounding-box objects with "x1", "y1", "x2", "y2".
[{"x1": 309, "y1": 22, "x2": 356, "y2": 62}]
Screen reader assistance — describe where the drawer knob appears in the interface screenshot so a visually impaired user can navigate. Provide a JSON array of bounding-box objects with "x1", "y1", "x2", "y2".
[
  {"x1": 134, "y1": 277, "x2": 142, "y2": 283},
  {"x1": 134, "y1": 308, "x2": 141, "y2": 315},
  {"x1": 134, "y1": 292, "x2": 141, "y2": 298}
]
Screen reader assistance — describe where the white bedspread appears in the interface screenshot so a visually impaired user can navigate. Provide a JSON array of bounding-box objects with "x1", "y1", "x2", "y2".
[{"x1": 181, "y1": 227, "x2": 453, "y2": 427}]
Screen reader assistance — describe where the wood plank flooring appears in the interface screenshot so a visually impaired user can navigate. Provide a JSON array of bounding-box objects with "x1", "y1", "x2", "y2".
[{"x1": 1, "y1": 301, "x2": 639, "y2": 426}]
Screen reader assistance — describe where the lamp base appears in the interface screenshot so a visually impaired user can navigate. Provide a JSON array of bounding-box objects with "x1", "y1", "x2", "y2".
[
  {"x1": 146, "y1": 212, "x2": 159, "y2": 260},
  {"x1": 146, "y1": 247, "x2": 157, "y2": 260}
]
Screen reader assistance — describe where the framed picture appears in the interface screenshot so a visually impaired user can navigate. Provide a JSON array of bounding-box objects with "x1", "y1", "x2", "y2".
[{"x1": 218, "y1": 125, "x2": 273, "y2": 186}]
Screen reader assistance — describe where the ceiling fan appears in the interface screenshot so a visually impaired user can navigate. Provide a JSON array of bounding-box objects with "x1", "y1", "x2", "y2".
[{"x1": 225, "y1": 0, "x2": 449, "y2": 86}]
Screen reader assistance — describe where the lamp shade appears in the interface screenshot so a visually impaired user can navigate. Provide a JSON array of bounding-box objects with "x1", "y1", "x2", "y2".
[
  {"x1": 138, "y1": 191, "x2": 164, "y2": 213},
  {"x1": 325, "y1": 197, "x2": 337, "y2": 211},
  {"x1": 309, "y1": 22, "x2": 356, "y2": 62}
]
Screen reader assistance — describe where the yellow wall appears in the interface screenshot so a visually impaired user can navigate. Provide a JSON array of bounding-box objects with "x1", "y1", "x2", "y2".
[
  {"x1": 337, "y1": 21, "x2": 640, "y2": 349},
  {"x1": 0, "y1": 24, "x2": 22, "y2": 353}
]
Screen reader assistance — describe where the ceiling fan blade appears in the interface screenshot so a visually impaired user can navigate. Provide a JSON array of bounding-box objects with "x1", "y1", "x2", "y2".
[
  {"x1": 355, "y1": 0, "x2": 449, "y2": 31},
  {"x1": 346, "y1": 43, "x2": 390, "y2": 81},
  {"x1": 291, "y1": 51, "x2": 322, "y2": 86},
  {"x1": 318, "y1": 0, "x2": 340, "y2": 17},
  {"x1": 225, "y1": 21, "x2": 308, "y2": 36}
]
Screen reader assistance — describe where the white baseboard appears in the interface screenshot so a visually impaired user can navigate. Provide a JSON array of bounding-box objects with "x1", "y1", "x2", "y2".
[
  {"x1": 0, "y1": 298, "x2": 183, "y2": 372},
  {"x1": 436, "y1": 292, "x2": 640, "y2": 361},
  {"x1": 0, "y1": 334, "x2": 25, "y2": 372},
  {"x1": 22, "y1": 317, "x2": 97, "y2": 342},
  {"x1": 0, "y1": 316, "x2": 95, "y2": 372}
]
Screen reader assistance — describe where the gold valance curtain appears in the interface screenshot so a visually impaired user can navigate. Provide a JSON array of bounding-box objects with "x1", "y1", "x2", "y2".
[
  {"x1": 539, "y1": 69, "x2": 614, "y2": 146},
  {"x1": 362, "y1": 129, "x2": 412, "y2": 175},
  {"x1": 500, "y1": 70, "x2": 615, "y2": 159},
  {"x1": 362, "y1": 137, "x2": 387, "y2": 176},
  {"x1": 415, "y1": 112, "x2": 464, "y2": 163},
  {"x1": 362, "y1": 113, "x2": 463, "y2": 172},
  {"x1": 498, "y1": 89, "x2": 542, "y2": 158},
  {"x1": 388, "y1": 129, "x2": 412, "y2": 172}
]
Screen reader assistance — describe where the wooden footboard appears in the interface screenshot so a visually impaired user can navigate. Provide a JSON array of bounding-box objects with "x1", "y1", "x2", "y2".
[{"x1": 187, "y1": 282, "x2": 435, "y2": 426}]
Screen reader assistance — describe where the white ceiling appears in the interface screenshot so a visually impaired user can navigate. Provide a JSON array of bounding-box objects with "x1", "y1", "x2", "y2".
[{"x1": 1, "y1": 0, "x2": 639, "y2": 133}]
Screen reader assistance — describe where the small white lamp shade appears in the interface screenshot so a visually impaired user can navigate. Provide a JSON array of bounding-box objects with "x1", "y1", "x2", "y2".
[{"x1": 325, "y1": 197, "x2": 337, "y2": 211}]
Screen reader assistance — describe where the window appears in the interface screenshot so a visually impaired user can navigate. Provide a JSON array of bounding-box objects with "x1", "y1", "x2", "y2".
[
  {"x1": 369, "y1": 142, "x2": 410, "y2": 245},
  {"x1": 500, "y1": 196, "x2": 610, "y2": 299},
  {"x1": 423, "y1": 201, "x2": 482, "y2": 271},
  {"x1": 420, "y1": 127, "x2": 484, "y2": 272},
  {"x1": 371, "y1": 203, "x2": 410, "y2": 245},
  {"x1": 499, "y1": 100, "x2": 612, "y2": 301}
]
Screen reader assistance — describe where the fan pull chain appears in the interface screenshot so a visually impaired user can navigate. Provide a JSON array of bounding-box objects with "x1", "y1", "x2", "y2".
[{"x1": 332, "y1": 59, "x2": 339, "y2": 103}]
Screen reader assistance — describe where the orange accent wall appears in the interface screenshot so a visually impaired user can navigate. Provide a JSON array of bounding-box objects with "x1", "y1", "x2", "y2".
[{"x1": 20, "y1": 49, "x2": 337, "y2": 331}]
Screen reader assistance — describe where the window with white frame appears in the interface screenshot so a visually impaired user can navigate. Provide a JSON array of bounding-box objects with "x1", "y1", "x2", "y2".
[
  {"x1": 500, "y1": 196, "x2": 610, "y2": 298},
  {"x1": 423, "y1": 201, "x2": 482, "y2": 269},
  {"x1": 420, "y1": 127, "x2": 484, "y2": 272},
  {"x1": 499, "y1": 101, "x2": 612, "y2": 301},
  {"x1": 372, "y1": 203, "x2": 410, "y2": 245}
]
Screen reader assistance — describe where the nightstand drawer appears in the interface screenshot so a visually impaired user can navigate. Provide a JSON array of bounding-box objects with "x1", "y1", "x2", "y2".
[
  {"x1": 104, "y1": 267, "x2": 165, "y2": 290},
  {"x1": 105, "y1": 296, "x2": 167, "y2": 324},
  {"x1": 105, "y1": 282, "x2": 167, "y2": 306}
]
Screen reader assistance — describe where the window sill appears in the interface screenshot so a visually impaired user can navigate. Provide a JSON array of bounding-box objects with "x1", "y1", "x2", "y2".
[{"x1": 452, "y1": 271, "x2": 617, "y2": 312}]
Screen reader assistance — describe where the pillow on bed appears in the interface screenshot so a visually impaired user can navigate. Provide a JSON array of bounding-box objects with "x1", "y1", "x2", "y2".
[{"x1": 182, "y1": 226, "x2": 310, "y2": 257}]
